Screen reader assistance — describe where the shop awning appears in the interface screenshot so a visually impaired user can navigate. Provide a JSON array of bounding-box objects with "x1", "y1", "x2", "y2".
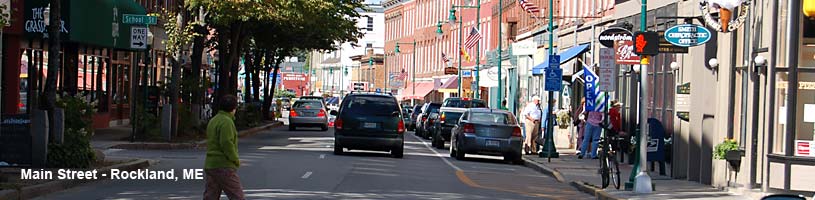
[
  {"x1": 531, "y1": 44, "x2": 591, "y2": 75},
  {"x1": 399, "y1": 82, "x2": 435, "y2": 100},
  {"x1": 437, "y1": 77, "x2": 459, "y2": 93}
]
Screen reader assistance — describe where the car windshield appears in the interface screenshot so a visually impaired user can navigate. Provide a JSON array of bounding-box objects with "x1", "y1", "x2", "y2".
[
  {"x1": 443, "y1": 99, "x2": 487, "y2": 108},
  {"x1": 344, "y1": 96, "x2": 399, "y2": 116},
  {"x1": 469, "y1": 112, "x2": 516, "y2": 125},
  {"x1": 293, "y1": 101, "x2": 324, "y2": 109}
]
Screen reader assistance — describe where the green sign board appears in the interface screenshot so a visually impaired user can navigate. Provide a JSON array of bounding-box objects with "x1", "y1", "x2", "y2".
[
  {"x1": 122, "y1": 14, "x2": 157, "y2": 25},
  {"x1": 677, "y1": 82, "x2": 690, "y2": 94}
]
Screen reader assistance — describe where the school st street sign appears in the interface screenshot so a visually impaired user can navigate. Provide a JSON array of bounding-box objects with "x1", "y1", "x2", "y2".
[
  {"x1": 122, "y1": 14, "x2": 157, "y2": 25},
  {"x1": 663, "y1": 24, "x2": 712, "y2": 47}
]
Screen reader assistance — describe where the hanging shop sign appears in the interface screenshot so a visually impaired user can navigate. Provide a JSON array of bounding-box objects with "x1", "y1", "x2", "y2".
[
  {"x1": 614, "y1": 40, "x2": 641, "y2": 65},
  {"x1": 598, "y1": 27, "x2": 633, "y2": 48},
  {"x1": 511, "y1": 40, "x2": 537, "y2": 56},
  {"x1": 444, "y1": 67, "x2": 458, "y2": 75},
  {"x1": 676, "y1": 82, "x2": 691, "y2": 122},
  {"x1": 633, "y1": 31, "x2": 660, "y2": 56},
  {"x1": 699, "y1": 0, "x2": 750, "y2": 33},
  {"x1": 663, "y1": 24, "x2": 712, "y2": 47}
]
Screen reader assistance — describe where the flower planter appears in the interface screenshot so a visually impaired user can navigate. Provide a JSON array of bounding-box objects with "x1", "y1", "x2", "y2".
[{"x1": 725, "y1": 149, "x2": 744, "y2": 172}]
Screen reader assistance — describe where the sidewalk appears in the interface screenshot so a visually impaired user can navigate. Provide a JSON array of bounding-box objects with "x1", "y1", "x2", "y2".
[
  {"x1": 91, "y1": 121, "x2": 283, "y2": 150},
  {"x1": 523, "y1": 148, "x2": 751, "y2": 200}
]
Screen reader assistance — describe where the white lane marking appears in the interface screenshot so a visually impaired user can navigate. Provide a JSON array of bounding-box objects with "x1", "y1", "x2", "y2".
[
  {"x1": 471, "y1": 166, "x2": 517, "y2": 171},
  {"x1": 410, "y1": 134, "x2": 462, "y2": 171},
  {"x1": 301, "y1": 171, "x2": 313, "y2": 179},
  {"x1": 320, "y1": 154, "x2": 326, "y2": 159}
]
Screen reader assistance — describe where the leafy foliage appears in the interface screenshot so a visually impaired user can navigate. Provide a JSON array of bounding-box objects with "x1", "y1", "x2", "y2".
[
  {"x1": 713, "y1": 139, "x2": 739, "y2": 160},
  {"x1": 274, "y1": 89, "x2": 295, "y2": 99},
  {"x1": 48, "y1": 96, "x2": 96, "y2": 168},
  {"x1": 0, "y1": 4, "x2": 10, "y2": 27},
  {"x1": 235, "y1": 103, "x2": 262, "y2": 130},
  {"x1": 149, "y1": 10, "x2": 200, "y2": 56}
]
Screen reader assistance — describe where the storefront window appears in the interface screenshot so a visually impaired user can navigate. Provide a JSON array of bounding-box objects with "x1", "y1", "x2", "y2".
[{"x1": 774, "y1": 72, "x2": 815, "y2": 155}]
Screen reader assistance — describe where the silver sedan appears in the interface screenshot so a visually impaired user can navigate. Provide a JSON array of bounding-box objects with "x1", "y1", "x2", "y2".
[{"x1": 289, "y1": 100, "x2": 329, "y2": 131}]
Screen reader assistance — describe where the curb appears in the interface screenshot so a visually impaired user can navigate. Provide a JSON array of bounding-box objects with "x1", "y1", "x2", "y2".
[
  {"x1": 521, "y1": 157, "x2": 567, "y2": 183},
  {"x1": 570, "y1": 181, "x2": 624, "y2": 200},
  {"x1": 108, "y1": 121, "x2": 283, "y2": 150},
  {"x1": 15, "y1": 159, "x2": 151, "y2": 200},
  {"x1": 521, "y1": 157, "x2": 626, "y2": 200}
]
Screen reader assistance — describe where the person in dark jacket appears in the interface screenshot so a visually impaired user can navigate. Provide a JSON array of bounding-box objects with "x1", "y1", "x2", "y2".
[{"x1": 203, "y1": 95, "x2": 244, "y2": 200}]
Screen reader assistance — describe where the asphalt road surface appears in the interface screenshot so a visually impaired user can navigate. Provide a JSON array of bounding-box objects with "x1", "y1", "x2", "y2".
[{"x1": 35, "y1": 126, "x2": 591, "y2": 200}]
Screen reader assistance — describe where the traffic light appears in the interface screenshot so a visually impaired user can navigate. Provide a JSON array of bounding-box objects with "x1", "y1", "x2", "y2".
[{"x1": 633, "y1": 31, "x2": 659, "y2": 56}]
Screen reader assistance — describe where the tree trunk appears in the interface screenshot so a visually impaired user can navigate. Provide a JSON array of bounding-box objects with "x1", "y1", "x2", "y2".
[
  {"x1": 252, "y1": 50, "x2": 261, "y2": 102},
  {"x1": 243, "y1": 51, "x2": 252, "y2": 103},
  {"x1": 190, "y1": 24, "x2": 205, "y2": 121},
  {"x1": 43, "y1": 0, "x2": 62, "y2": 140},
  {"x1": 170, "y1": 12, "x2": 186, "y2": 137},
  {"x1": 261, "y1": 51, "x2": 273, "y2": 120}
]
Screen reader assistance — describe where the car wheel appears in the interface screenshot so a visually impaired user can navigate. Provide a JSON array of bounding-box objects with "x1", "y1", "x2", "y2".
[
  {"x1": 289, "y1": 125, "x2": 296, "y2": 131},
  {"x1": 449, "y1": 141, "x2": 456, "y2": 157},
  {"x1": 392, "y1": 147, "x2": 404, "y2": 158},
  {"x1": 432, "y1": 134, "x2": 443, "y2": 149},
  {"x1": 454, "y1": 145, "x2": 465, "y2": 160},
  {"x1": 321, "y1": 125, "x2": 328, "y2": 131},
  {"x1": 505, "y1": 154, "x2": 524, "y2": 165}
]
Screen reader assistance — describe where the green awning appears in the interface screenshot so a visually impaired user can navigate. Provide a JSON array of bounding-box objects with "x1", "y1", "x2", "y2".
[{"x1": 24, "y1": 0, "x2": 147, "y2": 50}]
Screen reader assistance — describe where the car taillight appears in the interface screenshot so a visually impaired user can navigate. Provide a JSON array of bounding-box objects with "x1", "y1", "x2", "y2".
[
  {"x1": 463, "y1": 123, "x2": 475, "y2": 134},
  {"x1": 397, "y1": 120, "x2": 405, "y2": 134},
  {"x1": 512, "y1": 127, "x2": 522, "y2": 137},
  {"x1": 428, "y1": 118, "x2": 434, "y2": 125},
  {"x1": 422, "y1": 116, "x2": 428, "y2": 122},
  {"x1": 317, "y1": 110, "x2": 326, "y2": 117},
  {"x1": 335, "y1": 118, "x2": 343, "y2": 130},
  {"x1": 440, "y1": 114, "x2": 446, "y2": 124},
  {"x1": 290, "y1": 109, "x2": 298, "y2": 117}
]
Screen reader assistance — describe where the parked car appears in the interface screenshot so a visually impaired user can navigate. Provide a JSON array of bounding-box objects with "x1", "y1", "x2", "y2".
[
  {"x1": 333, "y1": 92, "x2": 406, "y2": 158},
  {"x1": 409, "y1": 105, "x2": 422, "y2": 131},
  {"x1": 430, "y1": 98, "x2": 489, "y2": 148},
  {"x1": 300, "y1": 95, "x2": 326, "y2": 105},
  {"x1": 415, "y1": 102, "x2": 441, "y2": 139},
  {"x1": 450, "y1": 108, "x2": 523, "y2": 164},
  {"x1": 288, "y1": 99, "x2": 329, "y2": 131},
  {"x1": 402, "y1": 107, "x2": 413, "y2": 129}
]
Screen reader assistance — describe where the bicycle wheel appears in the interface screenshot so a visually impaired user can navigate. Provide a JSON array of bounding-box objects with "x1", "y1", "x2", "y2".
[
  {"x1": 608, "y1": 153, "x2": 621, "y2": 189},
  {"x1": 600, "y1": 153, "x2": 610, "y2": 188}
]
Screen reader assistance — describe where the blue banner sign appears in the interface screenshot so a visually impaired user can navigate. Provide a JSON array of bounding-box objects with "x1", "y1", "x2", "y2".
[{"x1": 664, "y1": 24, "x2": 711, "y2": 47}]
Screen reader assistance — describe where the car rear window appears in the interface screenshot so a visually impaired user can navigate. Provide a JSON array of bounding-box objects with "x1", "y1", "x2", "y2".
[
  {"x1": 293, "y1": 101, "x2": 324, "y2": 109},
  {"x1": 343, "y1": 96, "x2": 399, "y2": 116},
  {"x1": 469, "y1": 112, "x2": 516, "y2": 125},
  {"x1": 443, "y1": 112, "x2": 463, "y2": 122},
  {"x1": 443, "y1": 99, "x2": 487, "y2": 108}
]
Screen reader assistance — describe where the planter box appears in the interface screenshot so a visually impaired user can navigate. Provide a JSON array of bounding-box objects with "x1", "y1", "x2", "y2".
[{"x1": 725, "y1": 149, "x2": 745, "y2": 172}]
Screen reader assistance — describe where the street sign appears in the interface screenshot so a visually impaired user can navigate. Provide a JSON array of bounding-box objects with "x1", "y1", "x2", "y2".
[
  {"x1": 462, "y1": 70, "x2": 472, "y2": 77},
  {"x1": 664, "y1": 24, "x2": 712, "y2": 47},
  {"x1": 122, "y1": 14, "x2": 157, "y2": 25},
  {"x1": 548, "y1": 55, "x2": 560, "y2": 68},
  {"x1": 376, "y1": 88, "x2": 382, "y2": 93},
  {"x1": 544, "y1": 68, "x2": 562, "y2": 91},
  {"x1": 598, "y1": 48, "x2": 616, "y2": 92},
  {"x1": 598, "y1": 27, "x2": 633, "y2": 48},
  {"x1": 130, "y1": 26, "x2": 148, "y2": 49}
]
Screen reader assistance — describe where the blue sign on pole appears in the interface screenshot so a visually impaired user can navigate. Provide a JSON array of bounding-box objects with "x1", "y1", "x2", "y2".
[
  {"x1": 664, "y1": 24, "x2": 712, "y2": 47},
  {"x1": 375, "y1": 88, "x2": 382, "y2": 93},
  {"x1": 544, "y1": 55, "x2": 561, "y2": 91},
  {"x1": 462, "y1": 70, "x2": 472, "y2": 77}
]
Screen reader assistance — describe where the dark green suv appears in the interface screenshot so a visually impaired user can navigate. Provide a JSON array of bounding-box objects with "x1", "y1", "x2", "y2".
[{"x1": 333, "y1": 93, "x2": 406, "y2": 158}]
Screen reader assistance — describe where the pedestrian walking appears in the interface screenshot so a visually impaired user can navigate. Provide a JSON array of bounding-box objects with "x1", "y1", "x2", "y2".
[
  {"x1": 204, "y1": 95, "x2": 245, "y2": 200},
  {"x1": 579, "y1": 100, "x2": 603, "y2": 159},
  {"x1": 573, "y1": 98, "x2": 586, "y2": 154},
  {"x1": 521, "y1": 96, "x2": 542, "y2": 155}
]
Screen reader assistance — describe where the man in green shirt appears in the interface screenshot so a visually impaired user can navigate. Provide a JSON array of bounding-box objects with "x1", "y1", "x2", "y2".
[{"x1": 203, "y1": 95, "x2": 244, "y2": 200}]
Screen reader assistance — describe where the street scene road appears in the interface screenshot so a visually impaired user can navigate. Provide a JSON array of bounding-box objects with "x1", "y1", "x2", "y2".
[{"x1": 35, "y1": 125, "x2": 591, "y2": 200}]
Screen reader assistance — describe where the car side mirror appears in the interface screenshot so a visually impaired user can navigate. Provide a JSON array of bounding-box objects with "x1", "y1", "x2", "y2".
[
  {"x1": 392, "y1": 111, "x2": 400, "y2": 117},
  {"x1": 330, "y1": 110, "x2": 338, "y2": 116}
]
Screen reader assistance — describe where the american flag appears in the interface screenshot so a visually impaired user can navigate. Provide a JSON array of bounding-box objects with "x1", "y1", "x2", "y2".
[
  {"x1": 441, "y1": 52, "x2": 450, "y2": 63},
  {"x1": 464, "y1": 27, "x2": 482, "y2": 50},
  {"x1": 519, "y1": 0, "x2": 540, "y2": 13}
]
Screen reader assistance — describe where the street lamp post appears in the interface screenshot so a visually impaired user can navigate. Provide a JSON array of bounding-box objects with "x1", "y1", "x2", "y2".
[
  {"x1": 633, "y1": 0, "x2": 653, "y2": 193},
  {"x1": 449, "y1": 0, "x2": 481, "y2": 99},
  {"x1": 395, "y1": 40, "x2": 416, "y2": 105}
]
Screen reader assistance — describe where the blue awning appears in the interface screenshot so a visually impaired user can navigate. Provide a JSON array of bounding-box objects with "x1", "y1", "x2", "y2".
[{"x1": 531, "y1": 44, "x2": 591, "y2": 75}]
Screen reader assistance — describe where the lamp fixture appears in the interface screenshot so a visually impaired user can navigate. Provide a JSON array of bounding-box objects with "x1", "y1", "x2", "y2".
[
  {"x1": 670, "y1": 62, "x2": 679, "y2": 71},
  {"x1": 632, "y1": 64, "x2": 641, "y2": 73},
  {"x1": 435, "y1": 22, "x2": 444, "y2": 40},
  {"x1": 708, "y1": 58, "x2": 719, "y2": 69},
  {"x1": 447, "y1": 9, "x2": 457, "y2": 25},
  {"x1": 754, "y1": 55, "x2": 766, "y2": 66}
]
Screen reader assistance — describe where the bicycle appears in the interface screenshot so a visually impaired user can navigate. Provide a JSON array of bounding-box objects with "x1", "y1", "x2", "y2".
[{"x1": 598, "y1": 123, "x2": 622, "y2": 190}]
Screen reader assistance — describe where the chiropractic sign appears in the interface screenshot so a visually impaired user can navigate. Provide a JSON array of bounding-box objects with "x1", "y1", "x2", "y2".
[{"x1": 664, "y1": 24, "x2": 712, "y2": 47}]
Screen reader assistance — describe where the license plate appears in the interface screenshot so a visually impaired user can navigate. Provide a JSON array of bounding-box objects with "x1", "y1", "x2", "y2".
[
  {"x1": 486, "y1": 140, "x2": 500, "y2": 147},
  {"x1": 363, "y1": 122, "x2": 378, "y2": 129}
]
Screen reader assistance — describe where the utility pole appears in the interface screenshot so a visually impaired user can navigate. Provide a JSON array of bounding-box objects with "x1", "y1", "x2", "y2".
[
  {"x1": 634, "y1": 0, "x2": 653, "y2": 194},
  {"x1": 497, "y1": 0, "x2": 503, "y2": 109}
]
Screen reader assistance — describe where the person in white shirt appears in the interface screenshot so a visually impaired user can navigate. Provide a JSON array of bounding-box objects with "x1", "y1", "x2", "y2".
[{"x1": 521, "y1": 96, "x2": 542, "y2": 155}]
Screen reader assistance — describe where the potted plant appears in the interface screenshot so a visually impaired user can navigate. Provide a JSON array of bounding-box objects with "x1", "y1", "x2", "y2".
[{"x1": 713, "y1": 139, "x2": 744, "y2": 172}]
